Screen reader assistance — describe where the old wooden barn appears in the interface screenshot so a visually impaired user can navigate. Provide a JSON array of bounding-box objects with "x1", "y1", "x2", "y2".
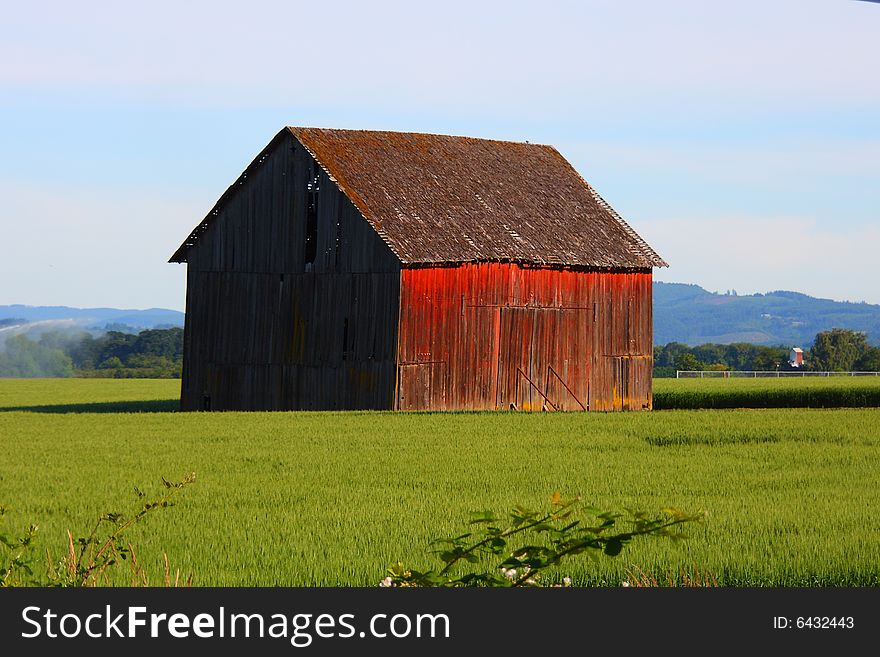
[{"x1": 170, "y1": 127, "x2": 666, "y2": 411}]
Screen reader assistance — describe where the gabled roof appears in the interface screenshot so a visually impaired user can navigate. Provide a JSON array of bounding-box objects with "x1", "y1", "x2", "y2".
[{"x1": 171, "y1": 127, "x2": 666, "y2": 268}]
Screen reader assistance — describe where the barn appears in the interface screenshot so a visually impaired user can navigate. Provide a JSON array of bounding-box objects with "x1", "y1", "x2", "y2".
[{"x1": 170, "y1": 127, "x2": 666, "y2": 412}]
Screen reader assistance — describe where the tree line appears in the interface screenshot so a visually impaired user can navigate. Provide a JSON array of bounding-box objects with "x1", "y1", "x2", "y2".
[
  {"x1": 0, "y1": 328, "x2": 183, "y2": 378},
  {"x1": 654, "y1": 328, "x2": 880, "y2": 377}
]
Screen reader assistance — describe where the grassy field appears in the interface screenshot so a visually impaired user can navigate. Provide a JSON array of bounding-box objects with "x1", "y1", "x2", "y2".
[
  {"x1": 1, "y1": 378, "x2": 879, "y2": 586},
  {"x1": 655, "y1": 375, "x2": 880, "y2": 409}
]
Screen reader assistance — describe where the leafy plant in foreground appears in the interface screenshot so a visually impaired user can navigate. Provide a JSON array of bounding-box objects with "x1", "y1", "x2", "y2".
[
  {"x1": 1, "y1": 472, "x2": 196, "y2": 587},
  {"x1": 0, "y1": 506, "x2": 39, "y2": 586},
  {"x1": 385, "y1": 492, "x2": 704, "y2": 587}
]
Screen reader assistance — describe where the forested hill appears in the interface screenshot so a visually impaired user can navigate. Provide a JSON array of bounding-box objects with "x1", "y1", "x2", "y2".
[{"x1": 654, "y1": 283, "x2": 880, "y2": 346}]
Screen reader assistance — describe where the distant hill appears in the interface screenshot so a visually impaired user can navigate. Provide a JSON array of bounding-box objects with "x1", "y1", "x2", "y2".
[
  {"x1": 0, "y1": 305, "x2": 184, "y2": 336},
  {"x1": 654, "y1": 283, "x2": 880, "y2": 346}
]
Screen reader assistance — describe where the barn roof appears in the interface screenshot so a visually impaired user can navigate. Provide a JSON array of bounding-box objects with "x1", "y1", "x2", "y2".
[{"x1": 170, "y1": 127, "x2": 666, "y2": 268}]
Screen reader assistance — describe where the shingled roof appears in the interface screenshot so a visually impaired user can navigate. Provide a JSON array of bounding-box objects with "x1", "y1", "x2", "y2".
[{"x1": 171, "y1": 127, "x2": 666, "y2": 268}]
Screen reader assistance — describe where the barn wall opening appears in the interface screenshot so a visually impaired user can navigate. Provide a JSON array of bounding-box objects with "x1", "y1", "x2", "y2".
[
  {"x1": 304, "y1": 160, "x2": 320, "y2": 269},
  {"x1": 333, "y1": 211, "x2": 343, "y2": 268}
]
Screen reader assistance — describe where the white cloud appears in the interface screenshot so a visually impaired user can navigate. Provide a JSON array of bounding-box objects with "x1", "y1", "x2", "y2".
[{"x1": 638, "y1": 215, "x2": 880, "y2": 304}]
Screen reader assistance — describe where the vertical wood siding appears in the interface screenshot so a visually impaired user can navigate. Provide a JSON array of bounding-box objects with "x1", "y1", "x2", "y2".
[
  {"x1": 397, "y1": 264, "x2": 653, "y2": 411},
  {"x1": 181, "y1": 133, "x2": 400, "y2": 410}
]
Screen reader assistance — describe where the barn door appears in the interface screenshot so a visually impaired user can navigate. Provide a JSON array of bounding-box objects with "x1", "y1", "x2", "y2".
[
  {"x1": 495, "y1": 308, "x2": 587, "y2": 411},
  {"x1": 496, "y1": 308, "x2": 540, "y2": 410}
]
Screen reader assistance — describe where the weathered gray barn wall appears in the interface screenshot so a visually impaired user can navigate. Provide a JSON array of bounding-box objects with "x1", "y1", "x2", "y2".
[{"x1": 180, "y1": 133, "x2": 401, "y2": 410}]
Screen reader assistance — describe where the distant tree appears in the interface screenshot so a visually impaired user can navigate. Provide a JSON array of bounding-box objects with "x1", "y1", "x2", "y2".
[
  {"x1": 38, "y1": 330, "x2": 88, "y2": 352},
  {"x1": 693, "y1": 344, "x2": 725, "y2": 365},
  {"x1": 100, "y1": 322, "x2": 140, "y2": 333},
  {"x1": 98, "y1": 356, "x2": 124, "y2": 370},
  {"x1": 133, "y1": 327, "x2": 183, "y2": 361},
  {"x1": 0, "y1": 336, "x2": 37, "y2": 376},
  {"x1": 809, "y1": 329, "x2": 868, "y2": 372},
  {"x1": 68, "y1": 333, "x2": 100, "y2": 369},
  {"x1": 752, "y1": 346, "x2": 785, "y2": 371},
  {"x1": 655, "y1": 342, "x2": 692, "y2": 368},
  {"x1": 675, "y1": 352, "x2": 702, "y2": 372},
  {"x1": 722, "y1": 343, "x2": 751, "y2": 370},
  {"x1": 855, "y1": 345, "x2": 880, "y2": 372},
  {"x1": 100, "y1": 331, "x2": 139, "y2": 362},
  {"x1": 0, "y1": 334, "x2": 73, "y2": 377}
]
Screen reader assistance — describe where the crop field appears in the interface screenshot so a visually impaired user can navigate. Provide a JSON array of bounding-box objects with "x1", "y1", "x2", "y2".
[
  {"x1": 1, "y1": 378, "x2": 879, "y2": 587},
  {"x1": 655, "y1": 375, "x2": 880, "y2": 409}
]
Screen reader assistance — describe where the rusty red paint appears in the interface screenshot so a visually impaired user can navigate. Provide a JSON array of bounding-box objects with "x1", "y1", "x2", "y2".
[{"x1": 396, "y1": 263, "x2": 654, "y2": 412}]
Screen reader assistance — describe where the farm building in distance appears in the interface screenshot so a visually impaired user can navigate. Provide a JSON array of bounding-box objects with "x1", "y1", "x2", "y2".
[{"x1": 170, "y1": 127, "x2": 666, "y2": 411}]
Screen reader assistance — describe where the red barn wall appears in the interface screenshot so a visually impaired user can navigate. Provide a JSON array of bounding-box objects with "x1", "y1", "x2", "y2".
[{"x1": 397, "y1": 263, "x2": 653, "y2": 411}]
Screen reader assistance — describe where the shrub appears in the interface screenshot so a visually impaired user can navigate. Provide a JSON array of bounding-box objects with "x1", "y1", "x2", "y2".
[
  {"x1": 1, "y1": 473, "x2": 195, "y2": 587},
  {"x1": 385, "y1": 492, "x2": 704, "y2": 587}
]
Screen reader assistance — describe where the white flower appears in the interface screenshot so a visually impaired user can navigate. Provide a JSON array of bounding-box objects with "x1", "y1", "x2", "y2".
[
  {"x1": 622, "y1": 581, "x2": 631, "y2": 587},
  {"x1": 380, "y1": 576, "x2": 394, "y2": 587},
  {"x1": 563, "y1": 576, "x2": 572, "y2": 587},
  {"x1": 502, "y1": 568, "x2": 517, "y2": 580}
]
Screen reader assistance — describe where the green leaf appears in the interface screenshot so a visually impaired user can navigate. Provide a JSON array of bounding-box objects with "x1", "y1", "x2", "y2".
[
  {"x1": 487, "y1": 537, "x2": 507, "y2": 553},
  {"x1": 387, "y1": 561, "x2": 407, "y2": 577},
  {"x1": 469, "y1": 510, "x2": 498, "y2": 524}
]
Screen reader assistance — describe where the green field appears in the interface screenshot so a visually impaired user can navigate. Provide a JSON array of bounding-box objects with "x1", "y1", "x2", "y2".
[
  {"x1": 655, "y1": 375, "x2": 880, "y2": 409},
  {"x1": 1, "y1": 378, "x2": 879, "y2": 586}
]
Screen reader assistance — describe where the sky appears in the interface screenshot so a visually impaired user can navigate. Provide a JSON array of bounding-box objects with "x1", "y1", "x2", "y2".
[{"x1": 1, "y1": 0, "x2": 878, "y2": 311}]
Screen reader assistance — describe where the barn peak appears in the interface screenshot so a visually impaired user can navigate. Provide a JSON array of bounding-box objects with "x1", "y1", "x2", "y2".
[{"x1": 171, "y1": 126, "x2": 666, "y2": 269}]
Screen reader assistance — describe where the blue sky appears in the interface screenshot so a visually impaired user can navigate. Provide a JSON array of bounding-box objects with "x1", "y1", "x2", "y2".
[{"x1": 1, "y1": 0, "x2": 878, "y2": 310}]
